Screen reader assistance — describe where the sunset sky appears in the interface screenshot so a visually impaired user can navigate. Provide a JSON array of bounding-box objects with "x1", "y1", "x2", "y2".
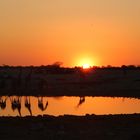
[{"x1": 0, "y1": 0, "x2": 140, "y2": 67}]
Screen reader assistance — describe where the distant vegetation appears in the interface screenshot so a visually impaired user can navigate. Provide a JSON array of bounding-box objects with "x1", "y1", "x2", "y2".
[
  {"x1": 0, "y1": 64, "x2": 140, "y2": 74},
  {"x1": 1, "y1": 63, "x2": 140, "y2": 97}
]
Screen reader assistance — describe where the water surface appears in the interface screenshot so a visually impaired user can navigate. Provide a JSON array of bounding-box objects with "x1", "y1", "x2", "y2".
[{"x1": 0, "y1": 96, "x2": 140, "y2": 116}]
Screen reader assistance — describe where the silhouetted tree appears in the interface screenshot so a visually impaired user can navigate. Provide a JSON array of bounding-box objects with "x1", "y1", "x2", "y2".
[{"x1": 52, "y1": 61, "x2": 63, "y2": 68}]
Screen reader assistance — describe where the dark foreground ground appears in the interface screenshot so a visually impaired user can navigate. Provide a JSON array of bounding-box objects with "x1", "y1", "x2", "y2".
[{"x1": 0, "y1": 114, "x2": 140, "y2": 140}]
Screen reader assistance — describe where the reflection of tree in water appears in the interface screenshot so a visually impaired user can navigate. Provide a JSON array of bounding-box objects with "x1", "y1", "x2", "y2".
[
  {"x1": 38, "y1": 97, "x2": 48, "y2": 111},
  {"x1": 24, "y1": 96, "x2": 32, "y2": 116},
  {"x1": 77, "y1": 97, "x2": 85, "y2": 108},
  {"x1": 53, "y1": 97, "x2": 63, "y2": 100},
  {"x1": 10, "y1": 96, "x2": 21, "y2": 116},
  {"x1": 0, "y1": 96, "x2": 7, "y2": 110}
]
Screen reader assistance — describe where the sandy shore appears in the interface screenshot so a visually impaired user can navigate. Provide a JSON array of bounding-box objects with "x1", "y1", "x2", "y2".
[{"x1": 0, "y1": 114, "x2": 140, "y2": 140}]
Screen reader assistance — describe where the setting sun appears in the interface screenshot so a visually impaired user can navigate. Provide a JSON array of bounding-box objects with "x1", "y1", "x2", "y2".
[
  {"x1": 76, "y1": 57, "x2": 94, "y2": 68},
  {"x1": 82, "y1": 64, "x2": 90, "y2": 69}
]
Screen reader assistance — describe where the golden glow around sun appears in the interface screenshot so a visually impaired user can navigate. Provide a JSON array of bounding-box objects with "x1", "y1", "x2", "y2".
[
  {"x1": 82, "y1": 64, "x2": 90, "y2": 69},
  {"x1": 76, "y1": 57, "x2": 94, "y2": 68}
]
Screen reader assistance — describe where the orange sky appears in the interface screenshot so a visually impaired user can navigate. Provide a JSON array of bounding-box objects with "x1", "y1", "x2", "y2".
[{"x1": 0, "y1": 0, "x2": 140, "y2": 67}]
